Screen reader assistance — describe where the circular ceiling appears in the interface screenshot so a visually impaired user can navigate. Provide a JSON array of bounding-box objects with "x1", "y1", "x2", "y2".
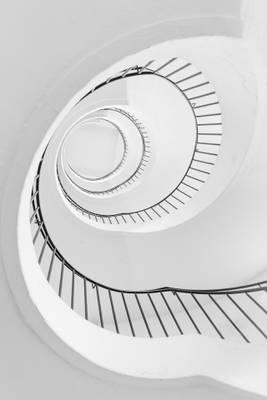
[{"x1": 63, "y1": 119, "x2": 126, "y2": 181}]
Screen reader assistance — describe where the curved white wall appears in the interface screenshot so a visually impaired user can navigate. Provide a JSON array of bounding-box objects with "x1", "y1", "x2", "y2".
[{"x1": 2, "y1": 0, "x2": 267, "y2": 399}]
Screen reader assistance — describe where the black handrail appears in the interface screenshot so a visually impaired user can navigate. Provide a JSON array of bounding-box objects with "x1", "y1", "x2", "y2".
[
  {"x1": 33, "y1": 161, "x2": 267, "y2": 295},
  {"x1": 28, "y1": 59, "x2": 267, "y2": 341},
  {"x1": 57, "y1": 61, "x2": 222, "y2": 224},
  {"x1": 30, "y1": 154, "x2": 267, "y2": 341}
]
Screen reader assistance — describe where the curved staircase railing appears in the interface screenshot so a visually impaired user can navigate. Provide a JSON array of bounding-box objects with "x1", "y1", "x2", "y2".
[{"x1": 30, "y1": 154, "x2": 267, "y2": 342}]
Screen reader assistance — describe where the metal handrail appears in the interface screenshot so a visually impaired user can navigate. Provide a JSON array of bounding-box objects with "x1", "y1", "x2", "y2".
[
  {"x1": 30, "y1": 155, "x2": 267, "y2": 342},
  {"x1": 57, "y1": 60, "x2": 222, "y2": 224}
]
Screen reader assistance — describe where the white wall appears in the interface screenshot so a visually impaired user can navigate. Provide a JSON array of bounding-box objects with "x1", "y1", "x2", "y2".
[{"x1": 2, "y1": 0, "x2": 265, "y2": 399}]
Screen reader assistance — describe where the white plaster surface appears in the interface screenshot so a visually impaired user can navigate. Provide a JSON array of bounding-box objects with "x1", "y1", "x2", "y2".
[{"x1": 1, "y1": 0, "x2": 267, "y2": 399}]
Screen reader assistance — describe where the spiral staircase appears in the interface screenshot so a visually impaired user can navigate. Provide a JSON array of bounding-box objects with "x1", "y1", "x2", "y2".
[
  {"x1": 2, "y1": 1, "x2": 267, "y2": 399},
  {"x1": 29, "y1": 55, "x2": 266, "y2": 342}
]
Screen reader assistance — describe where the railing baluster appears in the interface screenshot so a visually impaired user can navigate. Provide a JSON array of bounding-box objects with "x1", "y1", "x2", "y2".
[
  {"x1": 58, "y1": 260, "x2": 64, "y2": 297},
  {"x1": 191, "y1": 294, "x2": 224, "y2": 339},
  {"x1": 122, "y1": 65, "x2": 138, "y2": 78},
  {"x1": 47, "y1": 248, "x2": 56, "y2": 282},
  {"x1": 144, "y1": 210, "x2": 153, "y2": 221},
  {"x1": 121, "y1": 293, "x2": 135, "y2": 337},
  {"x1": 160, "y1": 292, "x2": 183, "y2": 334},
  {"x1": 175, "y1": 71, "x2": 202, "y2": 84},
  {"x1": 30, "y1": 206, "x2": 40, "y2": 223},
  {"x1": 138, "y1": 60, "x2": 154, "y2": 74},
  {"x1": 33, "y1": 173, "x2": 40, "y2": 182},
  {"x1": 33, "y1": 221, "x2": 43, "y2": 243},
  {"x1": 259, "y1": 283, "x2": 267, "y2": 294},
  {"x1": 147, "y1": 293, "x2": 168, "y2": 337},
  {"x1": 165, "y1": 62, "x2": 191, "y2": 78},
  {"x1": 31, "y1": 190, "x2": 39, "y2": 201},
  {"x1": 154, "y1": 58, "x2": 177, "y2": 73},
  {"x1": 246, "y1": 292, "x2": 267, "y2": 314},
  {"x1": 96, "y1": 285, "x2": 104, "y2": 328},
  {"x1": 227, "y1": 294, "x2": 267, "y2": 339},
  {"x1": 83, "y1": 278, "x2": 88, "y2": 320},
  {"x1": 38, "y1": 236, "x2": 48, "y2": 264},
  {"x1": 135, "y1": 294, "x2": 152, "y2": 337},
  {"x1": 71, "y1": 269, "x2": 75, "y2": 310},
  {"x1": 108, "y1": 290, "x2": 119, "y2": 333},
  {"x1": 209, "y1": 295, "x2": 249, "y2": 343},
  {"x1": 174, "y1": 293, "x2": 201, "y2": 334}
]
